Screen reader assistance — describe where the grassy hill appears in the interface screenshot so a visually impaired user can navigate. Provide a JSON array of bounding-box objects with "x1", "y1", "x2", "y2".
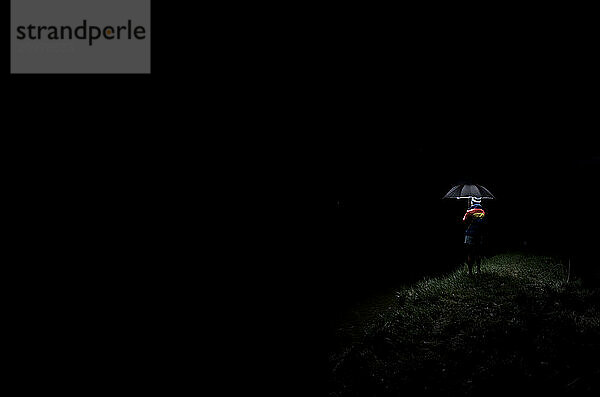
[{"x1": 329, "y1": 254, "x2": 600, "y2": 396}]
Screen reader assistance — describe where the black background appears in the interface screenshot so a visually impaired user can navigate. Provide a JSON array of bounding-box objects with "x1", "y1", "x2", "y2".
[{"x1": 5, "y1": 2, "x2": 599, "y2": 395}]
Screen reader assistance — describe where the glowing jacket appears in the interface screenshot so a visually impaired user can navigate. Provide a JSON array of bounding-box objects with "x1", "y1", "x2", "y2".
[
  {"x1": 463, "y1": 207, "x2": 485, "y2": 222},
  {"x1": 463, "y1": 205, "x2": 486, "y2": 237}
]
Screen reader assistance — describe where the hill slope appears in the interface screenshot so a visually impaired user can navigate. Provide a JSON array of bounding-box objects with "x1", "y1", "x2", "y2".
[{"x1": 330, "y1": 254, "x2": 600, "y2": 396}]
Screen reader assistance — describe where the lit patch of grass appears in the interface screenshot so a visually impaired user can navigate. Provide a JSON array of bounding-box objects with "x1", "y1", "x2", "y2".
[{"x1": 330, "y1": 254, "x2": 600, "y2": 396}]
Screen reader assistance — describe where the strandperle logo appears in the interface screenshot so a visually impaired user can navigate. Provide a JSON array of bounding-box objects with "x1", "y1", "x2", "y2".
[
  {"x1": 11, "y1": 0, "x2": 150, "y2": 74},
  {"x1": 16, "y1": 19, "x2": 147, "y2": 46}
]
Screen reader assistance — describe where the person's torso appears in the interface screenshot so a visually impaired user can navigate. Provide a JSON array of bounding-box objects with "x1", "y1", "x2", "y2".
[{"x1": 465, "y1": 210, "x2": 486, "y2": 236}]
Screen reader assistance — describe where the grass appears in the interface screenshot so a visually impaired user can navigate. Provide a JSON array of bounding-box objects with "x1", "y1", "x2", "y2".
[{"x1": 329, "y1": 254, "x2": 600, "y2": 396}]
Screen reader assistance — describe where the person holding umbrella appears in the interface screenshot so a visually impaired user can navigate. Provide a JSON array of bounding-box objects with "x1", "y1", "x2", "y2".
[
  {"x1": 463, "y1": 197, "x2": 486, "y2": 275},
  {"x1": 443, "y1": 183, "x2": 494, "y2": 276}
]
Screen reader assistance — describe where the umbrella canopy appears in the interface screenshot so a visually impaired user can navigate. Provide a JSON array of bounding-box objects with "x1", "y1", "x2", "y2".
[{"x1": 443, "y1": 184, "x2": 495, "y2": 199}]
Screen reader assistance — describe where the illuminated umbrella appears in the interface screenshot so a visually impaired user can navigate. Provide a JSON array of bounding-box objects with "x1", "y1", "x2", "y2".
[
  {"x1": 443, "y1": 184, "x2": 495, "y2": 200},
  {"x1": 443, "y1": 184, "x2": 495, "y2": 207}
]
